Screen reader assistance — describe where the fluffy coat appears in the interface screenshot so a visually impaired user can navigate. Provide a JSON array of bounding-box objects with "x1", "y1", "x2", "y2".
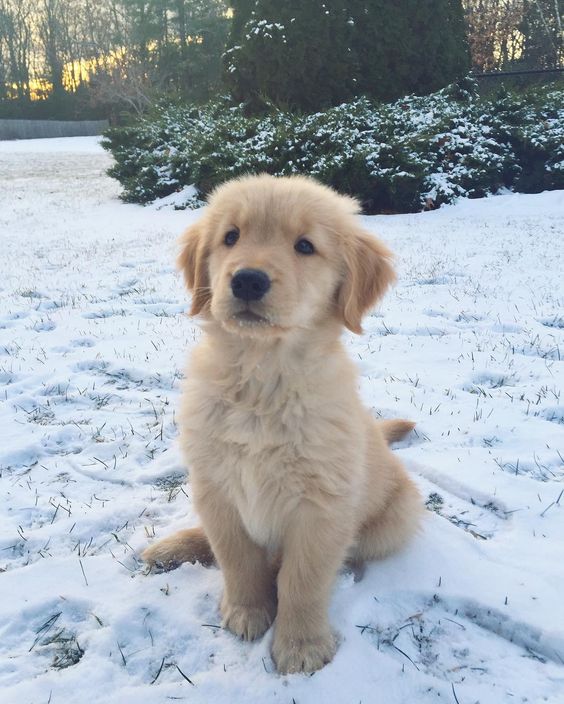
[{"x1": 142, "y1": 174, "x2": 422, "y2": 674}]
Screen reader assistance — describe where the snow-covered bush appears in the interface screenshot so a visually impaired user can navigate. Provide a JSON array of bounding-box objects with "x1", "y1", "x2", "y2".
[{"x1": 102, "y1": 82, "x2": 564, "y2": 213}]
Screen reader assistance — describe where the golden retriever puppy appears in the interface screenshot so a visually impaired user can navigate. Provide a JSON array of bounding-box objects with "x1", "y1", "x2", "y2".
[{"x1": 142, "y1": 174, "x2": 422, "y2": 674}]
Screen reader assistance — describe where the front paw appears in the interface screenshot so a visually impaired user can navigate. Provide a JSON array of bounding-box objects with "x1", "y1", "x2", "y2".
[
  {"x1": 221, "y1": 599, "x2": 276, "y2": 641},
  {"x1": 272, "y1": 629, "x2": 336, "y2": 674}
]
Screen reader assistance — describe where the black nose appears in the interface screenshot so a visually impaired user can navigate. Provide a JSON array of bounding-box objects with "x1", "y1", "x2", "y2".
[{"x1": 231, "y1": 268, "x2": 271, "y2": 301}]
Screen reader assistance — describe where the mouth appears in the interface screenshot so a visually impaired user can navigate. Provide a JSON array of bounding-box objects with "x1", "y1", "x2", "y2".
[{"x1": 230, "y1": 309, "x2": 274, "y2": 327}]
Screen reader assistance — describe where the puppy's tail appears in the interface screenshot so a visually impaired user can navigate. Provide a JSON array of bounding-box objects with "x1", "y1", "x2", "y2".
[
  {"x1": 379, "y1": 419, "x2": 415, "y2": 445},
  {"x1": 142, "y1": 526, "x2": 214, "y2": 572}
]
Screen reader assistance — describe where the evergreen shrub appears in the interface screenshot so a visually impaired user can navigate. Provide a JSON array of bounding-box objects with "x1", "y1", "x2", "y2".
[{"x1": 102, "y1": 81, "x2": 564, "y2": 214}]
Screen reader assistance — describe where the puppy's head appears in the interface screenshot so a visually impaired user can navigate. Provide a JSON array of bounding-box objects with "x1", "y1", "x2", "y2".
[{"x1": 178, "y1": 175, "x2": 395, "y2": 337}]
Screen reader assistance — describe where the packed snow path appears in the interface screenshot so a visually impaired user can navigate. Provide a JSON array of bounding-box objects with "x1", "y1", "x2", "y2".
[{"x1": 0, "y1": 137, "x2": 563, "y2": 704}]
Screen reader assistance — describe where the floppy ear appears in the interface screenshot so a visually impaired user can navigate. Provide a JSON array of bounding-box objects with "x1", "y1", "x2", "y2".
[
  {"x1": 177, "y1": 221, "x2": 211, "y2": 316},
  {"x1": 337, "y1": 229, "x2": 396, "y2": 334}
]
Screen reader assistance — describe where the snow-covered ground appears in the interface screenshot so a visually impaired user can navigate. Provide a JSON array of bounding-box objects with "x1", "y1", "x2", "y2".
[{"x1": 0, "y1": 136, "x2": 563, "y2": 704}]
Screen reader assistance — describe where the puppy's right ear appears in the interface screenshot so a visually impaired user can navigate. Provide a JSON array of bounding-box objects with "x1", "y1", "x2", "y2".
[{"x1": 177, "y1": 221, "x2": 211, "y2": 316}]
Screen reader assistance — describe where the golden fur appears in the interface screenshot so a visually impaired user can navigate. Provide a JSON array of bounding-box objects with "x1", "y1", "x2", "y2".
[{"x1": 142, "y1": 174, "x2": 422, "y2": 674}]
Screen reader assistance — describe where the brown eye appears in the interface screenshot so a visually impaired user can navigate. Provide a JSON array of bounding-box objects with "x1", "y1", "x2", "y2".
[
  {"x1": 295, "y1": 238, "x2": 315, "y2": 255},
  {"x1": 224, "y1": 229, "x2": 239, "y2": 246}
]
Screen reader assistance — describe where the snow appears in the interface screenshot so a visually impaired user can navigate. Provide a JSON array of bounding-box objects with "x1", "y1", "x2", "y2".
[
  {"x1": 0, "y1": 135, "x2": 104, "y2": 154},
  {"x1": 1, "y1": 137, "x2": 563, "y2": 704},
  {"x1": 147, "y1": 184, "x2": 201, "y2": 211}
]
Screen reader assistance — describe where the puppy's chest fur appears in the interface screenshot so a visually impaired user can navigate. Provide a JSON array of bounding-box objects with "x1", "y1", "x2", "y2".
[{"x1": 180, "y1": 337, "x2": 363, "y2": 548}]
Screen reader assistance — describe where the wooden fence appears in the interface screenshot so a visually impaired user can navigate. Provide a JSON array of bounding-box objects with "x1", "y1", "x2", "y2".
[
  {"x1": 0, "y1": 119, "x2": 109, "y2": 140},
  {"x1": 471, "y1": 67, "x2": 563, "y2": 93}
]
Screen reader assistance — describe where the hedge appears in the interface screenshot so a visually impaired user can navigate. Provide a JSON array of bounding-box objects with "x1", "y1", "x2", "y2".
[{"x1": 102, "y1": 79, "x2": 564, "y2": 214}]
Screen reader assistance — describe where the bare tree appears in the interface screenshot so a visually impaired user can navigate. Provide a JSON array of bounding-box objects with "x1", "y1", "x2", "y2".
[
  {"x1": 521, "y1": 0, "x2": 564, "y2": 67},
  {"x1": 0, "y1": 0, "x2": 33, "y2": 99},
  {"x1": 88, "y1": 58, "x2": 156, "y2": 116},
  {"x1": 463, "y1": 0, "x2": 526, "y2": 71},
  {"x1": 0, "y1": 0, "x2": 230, "y2": 116},
  {"x1": 463, "y1": 0, "x2": 563, "y2": 70}
]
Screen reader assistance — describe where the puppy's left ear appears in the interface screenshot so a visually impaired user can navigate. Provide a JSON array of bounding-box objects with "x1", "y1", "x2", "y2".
[
  {"x1": 338, "y1": 228, "x2": 396, "y2": 334},
  {"x1": 177, "y1": 220, "x2": 211, "y2": 316}
]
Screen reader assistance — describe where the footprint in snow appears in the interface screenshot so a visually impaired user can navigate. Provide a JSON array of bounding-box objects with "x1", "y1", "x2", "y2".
[
  {"x1": 358, "y1": 594, "x2": 564, "y2": 698},
  {"x1": 82, "y1": 308, "x2": 127, "y2": 319},
  {"x1": 538, "y1": 316, "x2": 564, "y2": 330},
  {"x1": 539, "y1": 406, "x2": 564, "y2": 425},
  {"x1": 32, "y1": 320, "x2": 56, "y2": 332},
  {"x1": 408, "y1": 461, "x2": 509, "y2": 540},
  {"x1": 69, "y1": 338, "x2": 96, "y2": 348},
  {"x1": 462, "y1": 370, "x2": 518, "y2": 392}
]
